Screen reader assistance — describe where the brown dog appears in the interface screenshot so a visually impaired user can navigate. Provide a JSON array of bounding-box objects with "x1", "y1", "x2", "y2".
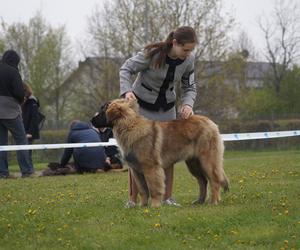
[{"x1": 91, "y1": 99, "x2": 229, "y2": 207}]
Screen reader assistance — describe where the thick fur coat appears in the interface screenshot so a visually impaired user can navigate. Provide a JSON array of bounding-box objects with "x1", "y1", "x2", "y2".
[{"x1": 91, "y1": 99, "x2": 229, "y2": 207}]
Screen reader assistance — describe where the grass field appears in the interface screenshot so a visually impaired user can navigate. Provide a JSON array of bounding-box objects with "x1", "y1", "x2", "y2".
[{"x1": 0, "y1": 150, "x2": 299, "y2": 249}]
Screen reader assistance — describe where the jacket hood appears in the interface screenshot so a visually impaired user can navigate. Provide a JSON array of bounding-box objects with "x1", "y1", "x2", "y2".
[
  {"x1": 25, "y1": 96, "x2": 40, "y2": 107},
  {"x1": 70, "y1": 121, "x2": 91, "y2": 131},
  {"x1": 2, "y1": 50, "x2": 20, "y2": 68}
]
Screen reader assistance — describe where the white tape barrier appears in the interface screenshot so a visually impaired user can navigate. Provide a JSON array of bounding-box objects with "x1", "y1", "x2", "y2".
[
  {"x1": 0, "y1": 139, "x2": 118, "y2": 152},
  {"x1": 222, "y1": 130, "x2": 300, "y2": 141},
  {"x1": 0, "y1": 131, "x2": 300, "y2": 152}
]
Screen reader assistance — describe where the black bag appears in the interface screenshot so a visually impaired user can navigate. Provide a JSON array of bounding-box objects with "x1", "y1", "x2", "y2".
[
  {"x1": 37, "y1": 110, "x2": 46, "y2": 130},
  {"x1": 35, "y1": 97, "x2": 46, "y2": 130}
]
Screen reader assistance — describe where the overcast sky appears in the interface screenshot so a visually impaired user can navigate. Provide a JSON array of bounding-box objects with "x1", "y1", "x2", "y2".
[{"x1": 0, "y1": 0, "x2": 274, "y2": 55}]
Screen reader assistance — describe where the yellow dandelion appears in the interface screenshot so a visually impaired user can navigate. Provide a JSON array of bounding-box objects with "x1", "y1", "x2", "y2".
[
  {"x1": 143, "y1": 209, "x2": 149, "y2": 214},
  {"x1": 284, "y1": 240, "x2": 288, "y2": 244},
  {"x1": 154, "y1": 223, "x2": 161, "y2": 228},
  {"x1": 284, "y1": 210, "x2": 288, "y2": 215}
]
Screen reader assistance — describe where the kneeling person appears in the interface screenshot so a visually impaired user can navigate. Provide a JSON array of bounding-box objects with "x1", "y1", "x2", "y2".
[{"x1": 60, "y1": 120, "x2": 108, "y2": 173}]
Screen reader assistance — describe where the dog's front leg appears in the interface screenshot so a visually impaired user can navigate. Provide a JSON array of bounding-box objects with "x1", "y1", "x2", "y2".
[
  {"x1": 143, "y1": 166, "x2": 165, "y2": 208},
  {"x1": 130, "y1": 168, "x2": 149, "y2": 206}
]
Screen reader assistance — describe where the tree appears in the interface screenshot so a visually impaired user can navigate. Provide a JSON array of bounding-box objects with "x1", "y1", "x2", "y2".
[
  {"x1": 78, "y1": 0, "x2": 235, "y2": 118},
  {"x1": 85, "y1": 0, "x2": 234, "y2": 60},
  {"x1": 195, "y1": 52, "x2": 248, "y2": 120},
  {"x1": 259, "y1": 0, "x2": 300, "y2": 95},
  {"x1": 277, "y1": 65, "x2": 300, "y2": 114},
  {"x1": 0, "y1": 12, "x2": 74, "y2": 128},
  {"x1": 232, "y1": 30, "x2": 259, "y2": 61},
  {"x1": 0, "y1": 37, "x2": 4, "y2": 54},
  {"x1": 64, "y1": 57, "x2": 121, "y2": 120}
]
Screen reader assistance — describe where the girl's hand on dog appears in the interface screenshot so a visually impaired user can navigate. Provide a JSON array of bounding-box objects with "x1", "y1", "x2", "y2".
[
  {"x1": 180, "y1": 105, "x2": 194, "y2": 119},
  {"x1": 125, "y1": 91, "x2": 136, "y2": 100}
]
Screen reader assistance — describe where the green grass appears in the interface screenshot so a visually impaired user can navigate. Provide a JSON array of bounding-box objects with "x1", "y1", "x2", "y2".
[{"x1": 0, "y1": 150, "x2": 299, "y2": 249}]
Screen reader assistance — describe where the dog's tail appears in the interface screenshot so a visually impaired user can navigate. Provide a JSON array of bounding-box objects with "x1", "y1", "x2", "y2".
[
  {"x1": 221, "y1": 170, "x2": 230, "y2": 192},
  {"x1": 213, "y1": 129, "x2": 229, "y2": 193}
]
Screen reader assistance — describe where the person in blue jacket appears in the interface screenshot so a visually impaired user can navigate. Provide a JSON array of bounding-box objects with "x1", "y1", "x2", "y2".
[{"x1": 60, "y1": 120, "x2": 108, "y2": 173}]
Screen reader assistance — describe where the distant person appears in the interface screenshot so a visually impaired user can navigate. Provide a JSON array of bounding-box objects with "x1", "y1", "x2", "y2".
[
  {"x1": 98, "y1": 127, "x2": 123, "y2": 170},
  {"x1": 0, "y1": 50, "x2": 35, "y2": 178},
  {"x1": 22, "y1": 83, "x2": 41, "y2": 165},
  {"x1": 60, "y1": 120, "x2": 109, "y2": 173}
]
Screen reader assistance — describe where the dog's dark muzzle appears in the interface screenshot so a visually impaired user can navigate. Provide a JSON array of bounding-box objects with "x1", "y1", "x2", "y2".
[
  {"x1": 91, "y1": 102, "x2": 112, "y2": 128},
  {"x1": 90, "y1": 112, "x2": 109, "y2": 128}
]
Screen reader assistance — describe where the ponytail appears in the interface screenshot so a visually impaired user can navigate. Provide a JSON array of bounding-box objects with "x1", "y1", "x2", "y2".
[
  {"x1": 144, "y1": 31, "x2": 174, "y2": 68},
  {"x1": 144, "y1": 26, "x2": 197, "y2": 68}
]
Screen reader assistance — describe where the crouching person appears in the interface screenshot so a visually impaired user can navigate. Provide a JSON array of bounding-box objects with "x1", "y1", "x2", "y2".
[
  {"x1": 98, "y1": 127, "x2": 123, "y2": 170},
  {"x1": 60, "y1": 120, "x2": 109, "y2": 173}
]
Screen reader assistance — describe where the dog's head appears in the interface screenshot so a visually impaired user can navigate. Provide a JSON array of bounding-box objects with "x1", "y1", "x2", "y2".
[{"x1": 91, "y1": 98, "x2": 139, "y2": 128}]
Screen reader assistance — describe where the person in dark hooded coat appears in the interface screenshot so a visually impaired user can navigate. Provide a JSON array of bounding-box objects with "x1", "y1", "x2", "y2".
[
  {"x1": 60, "y1": 120, "x2": 109, "y2": 173},
  {"x1": 0, "y1": 50, "x2": 35, "y2": 178},
  {"x1": 22, "y1": 83, "x2": 41, "y2": 165}
]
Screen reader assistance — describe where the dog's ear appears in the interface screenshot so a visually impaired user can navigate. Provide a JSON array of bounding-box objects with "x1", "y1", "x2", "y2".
[
  {"x1": 106, "y1": 103, "x2": 124, "y2": 123},
  {"x1": 127, "y1": 98, "x2": 139, "y2": 113}
]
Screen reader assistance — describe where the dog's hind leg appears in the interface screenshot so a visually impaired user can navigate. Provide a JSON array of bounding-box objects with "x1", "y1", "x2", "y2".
[
  {"x1": 199, "y1": 154, "x2": 223, "y2": 205},
  {"x1": 143, "y1": 166, "x2": 165, "y2": 208},
  {"x1": 186, "y1": 158, "x2": 208, "y2": 204},
  {"x1": 130, "y1": 168, "x2": 150, "y2": 207}
]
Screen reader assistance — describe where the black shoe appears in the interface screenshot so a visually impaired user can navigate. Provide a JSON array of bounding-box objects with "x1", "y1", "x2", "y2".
[{"x1": 21, "y1": 172, "x2": 36, "y2": 178}]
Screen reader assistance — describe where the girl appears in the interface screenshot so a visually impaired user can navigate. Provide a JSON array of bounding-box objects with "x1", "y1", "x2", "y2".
[{"x1": 119, "y1": 26, "x2": 198, "y2": 208}]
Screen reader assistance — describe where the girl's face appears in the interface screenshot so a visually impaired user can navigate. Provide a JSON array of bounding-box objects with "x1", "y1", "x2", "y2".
[{"x1": 172, "y1": 39, "x2": 196, "y2": 59}]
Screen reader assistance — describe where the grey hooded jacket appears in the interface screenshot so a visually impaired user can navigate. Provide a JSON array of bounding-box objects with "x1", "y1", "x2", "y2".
[{"x1": 120, "y1": 50, "x2": 197, "y2": 111}]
